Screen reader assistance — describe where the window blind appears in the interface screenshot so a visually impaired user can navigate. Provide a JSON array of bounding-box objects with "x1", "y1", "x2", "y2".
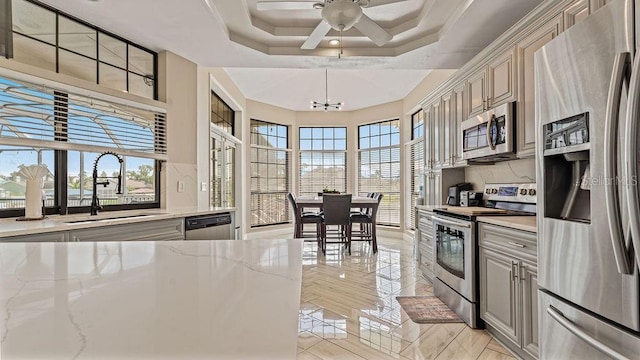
[
  {"x1": 405, "y1": 137, "x2": 424, "y2": 230},
  {"x1": 0, "y1": 75, "x2": 167, "y2": 159}
]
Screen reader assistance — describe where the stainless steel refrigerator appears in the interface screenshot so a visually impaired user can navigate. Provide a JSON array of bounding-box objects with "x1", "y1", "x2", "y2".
[{"x1": 536, "y1": 0, "x2": 640, "y2": 358}]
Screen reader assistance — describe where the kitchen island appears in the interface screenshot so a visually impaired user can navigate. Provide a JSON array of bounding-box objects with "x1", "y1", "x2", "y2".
[{"x1": 0, "y1": 239, "x2": 303, "y2": 359}]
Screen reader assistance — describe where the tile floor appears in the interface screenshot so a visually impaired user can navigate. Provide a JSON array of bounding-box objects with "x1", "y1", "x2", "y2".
[{"x1": 295, "y1": 234, "x2": 517, "y2": 360}]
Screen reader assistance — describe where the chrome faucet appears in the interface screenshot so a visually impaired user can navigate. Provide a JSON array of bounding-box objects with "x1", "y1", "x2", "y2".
[{"x1": 90, "y1": 151, "x2": 124, "y2": 215}]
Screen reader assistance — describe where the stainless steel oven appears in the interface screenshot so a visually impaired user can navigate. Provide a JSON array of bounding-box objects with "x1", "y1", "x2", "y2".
[
  {"x1": 432, "y1": 214, "x2": 479, "y2": 327},
  {"x1": 461, "y1": 102, "x2": 516, "y2": 163}
]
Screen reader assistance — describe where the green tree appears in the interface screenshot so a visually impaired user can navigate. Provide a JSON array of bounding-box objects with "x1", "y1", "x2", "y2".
[{"x1": 127, "y1": 165, "x2": 154, "y2": 185}]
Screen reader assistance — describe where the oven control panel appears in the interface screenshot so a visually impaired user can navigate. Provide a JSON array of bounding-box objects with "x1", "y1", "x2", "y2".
[{"x1": 484, "y1": 183, "x2": 537, "y2": 203}]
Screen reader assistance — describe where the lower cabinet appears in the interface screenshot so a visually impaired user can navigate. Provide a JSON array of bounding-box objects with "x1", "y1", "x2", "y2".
[
  {"x1": 415, "y1": 208, "x2": 434, "y2": 282},
  {"x1": 479, "y1": 222, "x2": 538, "y2": 360},
  {"x1": 0, "y1": 231, "x2": 67, "y2": 242},
  {"x1": 69, "y1": 218, "x2": 185, "y2": 242}
]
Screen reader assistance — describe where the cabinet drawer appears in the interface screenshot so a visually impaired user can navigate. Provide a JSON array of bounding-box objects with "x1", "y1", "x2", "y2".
[
  {"x1": 419, "y1": 242, "x2": 433, "y2": 263},
  {"x1": 478, "y1": 223, "x2": 537, "y2": 261}
]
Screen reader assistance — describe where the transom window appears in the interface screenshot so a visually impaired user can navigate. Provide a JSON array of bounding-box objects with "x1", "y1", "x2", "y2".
[
  {"x1": 5, "y1": 0, "x2": 157, "y2": 99},
  {"x1": 211, "y1": 91, "x2": 234, "y2": 135},
  {"x1": 298, "y1": 127, "x2": 347, "y2": 196},
  {"x1": 250, "y1": 119, "x2": 290, "y2": 227},
  {"x1": 358, "y1": 119, "x2": 401, "y2": 226}
]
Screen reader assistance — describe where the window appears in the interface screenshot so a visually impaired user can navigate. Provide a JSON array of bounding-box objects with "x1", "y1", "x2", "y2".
[
  {"x1": 211, "y1": 91, "x2": 234, "y2": 135},
  {"x1": 299, "y1": 127, "x2": 346, "y2": 196},
  {"x1": 358, "y1": 119, "x2": 401, "y2": 226},
  {"x1": 406, "y1": 110, "x2": 425, "y2": 230},
  {"x1": 9, "y1": 0, "x2": 157, "y2": 99},
  {"x1": 211, "y1": 130, "x2": 238, "y2": 208},
  {"x1": 0, "y1": 74, "x2": 165, "y2": 217},
  {"x1": 250, "y1": 119, "x2": 290, "y2": 227}
]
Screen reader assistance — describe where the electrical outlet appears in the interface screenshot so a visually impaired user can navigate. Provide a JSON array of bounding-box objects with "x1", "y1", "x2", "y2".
[
  {"x1": 201, "y1": 182, "x2": 207, "y2": 191},
  {"x1": 177, "y1": 181, "x2": 185, "y2": 193}
]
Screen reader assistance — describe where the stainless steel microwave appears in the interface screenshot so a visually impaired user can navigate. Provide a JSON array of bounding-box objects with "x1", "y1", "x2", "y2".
[{"x1": 461, "y1": 102, "x2": 516, "y2": 163}]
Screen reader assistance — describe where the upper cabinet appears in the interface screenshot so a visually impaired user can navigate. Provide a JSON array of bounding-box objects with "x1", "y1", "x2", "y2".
[
  {"x1": 488, "y1": 48, "x2": 517, "y2": 109},
  {"x1": 466, "y1": 48, "x2": 517, "y2": 119},
  {"x1": 515, "y1": 15, "x2": 563, "y2": 158},
  {"x1": 466, "y1": 68, "x2": 487, "y2": 118},
  {"x1": 564, "y1": 0, "x2": 590, "y2": 30},
  {"x1": 418, "y1": 0, "x2": 599, "y2": 162}
]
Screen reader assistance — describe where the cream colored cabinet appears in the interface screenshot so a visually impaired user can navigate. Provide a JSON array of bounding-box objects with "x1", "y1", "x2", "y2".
[
  {"x1": 430, "y1": 101, "x2": 444, "y2": 169},
  {"x1": 451, "y1": 84, "x2": 466, "y2": 167},
  {"x1": 427, "y1": 85, "x2": 465, "y2": 170},
  {"x1": 479, "y1": 222, "x2": 538, "y2": 360},
  {"x1": 69, "y1": 218, "x2": 185, "y2": 242},
  {"x1": 415, "y1": 208, "x2": 434, "y2": 281},
  {"x1": 487, "y1": 48, "x2": 517, "y2": 108},
  {"x1": 564, "y1": 0, "x2": 590, "y2": 30},
  {"x1": 466, "y1": 48, "x2": 516, "y2": 119},
  {"x1": 424, "y1": 100, "x2": 436, "y2": 171},
  {"x1": 0, "y1": 231, "x2": 67, "y2": 242},
  {"x1": 516, "y1": 15, "x2": 562, "y2": 158},
  {"x1": 439, "y1": 92, "x2": 453, "y2": 168},
  {"x1": 466, "y1": 68, "x2": 487, "y2": 118}
]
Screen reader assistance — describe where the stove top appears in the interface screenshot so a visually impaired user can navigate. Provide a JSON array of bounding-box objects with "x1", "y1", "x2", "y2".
[{"x1": 434, "y1": 183, "x2": 537, "y2": 221}]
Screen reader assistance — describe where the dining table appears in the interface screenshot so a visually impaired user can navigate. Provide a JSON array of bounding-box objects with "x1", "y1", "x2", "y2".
[{"x1": 294, "y1": 195, "x2": 380, "y2": 252}]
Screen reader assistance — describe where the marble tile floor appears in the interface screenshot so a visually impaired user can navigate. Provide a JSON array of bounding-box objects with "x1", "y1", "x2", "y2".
[{"x1": 295, "y1": 235, "x2": 517, "y2": 360}]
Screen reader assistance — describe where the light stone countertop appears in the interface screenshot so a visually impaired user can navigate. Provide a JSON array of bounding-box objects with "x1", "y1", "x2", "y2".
[
  {"x1": 0, "y1": 238, "x2": 302, "y2": 359},
  {"x1": 477, "y1": 216, "x2": 537, "y2": 233},
  {"x1": 0, "y1": 206, "x2": 236, "y2": 238}
]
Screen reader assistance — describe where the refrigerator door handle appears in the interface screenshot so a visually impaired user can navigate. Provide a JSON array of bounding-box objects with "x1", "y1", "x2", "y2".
[
  {"x1": 547, "y1": 306, "x2": 630, "y2": 360},
  {"x1": 624, "y1": 53, "x2": 640, "y2": 269},
  {"x1": 605, "y1": 52, "x2": 633, "y2": 274}
]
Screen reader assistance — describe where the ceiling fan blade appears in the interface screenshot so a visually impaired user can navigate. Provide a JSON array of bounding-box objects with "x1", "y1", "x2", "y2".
[
  {"x1": 301, "y1": 21, "x2": 331, "y2": 49},
  {"x1": 353, "y1": 14, "x2": 392, "y2": 46},
  {"x1": 359, "y1": 0, "x2": 408, "y2": 8},
  {"x1": 256, "y1": 1, "x2": 317, "y2": 11}
]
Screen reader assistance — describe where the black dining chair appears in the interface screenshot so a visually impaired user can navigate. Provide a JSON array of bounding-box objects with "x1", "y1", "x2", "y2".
[
  {"x1": 350, "y1": 193, "x2": 383, "y2": 253},
  {"x1": 287, "y1": 192, "x2": 322, "y2": 240},
  {"x1": 320, "y1": 194, "x2": 353, "y2": 255}
]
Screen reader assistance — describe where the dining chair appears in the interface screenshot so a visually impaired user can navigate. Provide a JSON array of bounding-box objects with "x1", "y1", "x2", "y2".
[
  {"x1": 320, "y1": 194, "x2": 353, "y2": 255},
  {"x1": 350, "y1": 193, "x2": 383, "y2": 253},
  {"x1": 287, "y1": 192, "x2": 322, "y2": 240}
]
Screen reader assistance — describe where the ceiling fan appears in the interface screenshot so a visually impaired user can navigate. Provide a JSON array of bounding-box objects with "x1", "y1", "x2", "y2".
[{"x1": 256, "y1": 0, "x2": 408, "y2": 50}]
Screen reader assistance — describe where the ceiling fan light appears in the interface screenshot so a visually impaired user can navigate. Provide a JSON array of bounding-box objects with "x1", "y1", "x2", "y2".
[
  {"x1": 321, "y1": 0, "x2": 363, "y2": 31},
  {"x1": 329, "y1": 39, "x2": 340, "y2": 46}
]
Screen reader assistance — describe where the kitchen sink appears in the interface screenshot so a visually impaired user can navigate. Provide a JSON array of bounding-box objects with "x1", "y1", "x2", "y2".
[{"x1": 64, "y1": 214, "x2": 154, "y2": 224}]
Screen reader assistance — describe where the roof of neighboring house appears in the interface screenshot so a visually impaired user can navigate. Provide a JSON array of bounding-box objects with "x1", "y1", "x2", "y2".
[{"x1": 0, "y1": 180, "x2": 26, "y2": 196}]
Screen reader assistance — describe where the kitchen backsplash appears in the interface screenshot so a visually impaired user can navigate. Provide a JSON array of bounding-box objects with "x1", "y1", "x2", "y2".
[{"x1": 465, "y1": 158, "x2": 535, "y2": 190}]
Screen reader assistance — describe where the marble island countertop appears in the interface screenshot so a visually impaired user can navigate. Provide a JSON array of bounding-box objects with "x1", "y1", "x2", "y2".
[
  {"x1": 0, "y1": 239, "x2": 302, "y2": 359},
  {"x1": 0, "y1": 206, "x2": 236, "y2": 238}
]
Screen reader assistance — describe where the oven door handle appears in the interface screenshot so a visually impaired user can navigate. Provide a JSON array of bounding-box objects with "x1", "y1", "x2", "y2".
[{"x1": 432, "y1": 215, "x2": 471, "y2": 228}]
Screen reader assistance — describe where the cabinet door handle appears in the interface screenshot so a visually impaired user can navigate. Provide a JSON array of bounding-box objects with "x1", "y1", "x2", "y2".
[
  {"x1": 511, "y1": 261, "x2": 519, "y2": 281},
  {"x1": 508, "y1": 241, "x2": 526, "y2": 248},
  {"x1": 520, "y1": 264, "x2": 526, "y2": 282}
]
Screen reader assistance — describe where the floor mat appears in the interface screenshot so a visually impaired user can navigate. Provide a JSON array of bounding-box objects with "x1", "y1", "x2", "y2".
[{"x1": 396, "y1": 295, "x2": 464, "y2": 324}]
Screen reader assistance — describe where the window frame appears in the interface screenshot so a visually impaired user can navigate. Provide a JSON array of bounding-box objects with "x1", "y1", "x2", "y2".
[
  {"x1": 357, "y1": 119, "x2": 401, "y2": 227},
  {"x1": 298, "y1": 126, "x2": 347, "y2": 197},
  {"x1": 249, "y1": 119, "x2": 291, "y2": 228}
]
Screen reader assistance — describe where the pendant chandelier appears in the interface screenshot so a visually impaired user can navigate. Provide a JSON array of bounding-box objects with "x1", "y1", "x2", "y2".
[{"x1": 310, "y1": 69, "x2": 343, "y2": 111}]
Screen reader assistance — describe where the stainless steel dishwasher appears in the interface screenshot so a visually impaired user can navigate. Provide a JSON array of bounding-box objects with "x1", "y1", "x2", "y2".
[{"x1": 184, "y1": 213, "x2": 234, "y2": 240}]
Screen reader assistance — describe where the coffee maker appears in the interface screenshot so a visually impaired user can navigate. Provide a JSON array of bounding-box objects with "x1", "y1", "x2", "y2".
[{"x1": 446, "y1": 183, "x2": 473, "y2": 206}]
